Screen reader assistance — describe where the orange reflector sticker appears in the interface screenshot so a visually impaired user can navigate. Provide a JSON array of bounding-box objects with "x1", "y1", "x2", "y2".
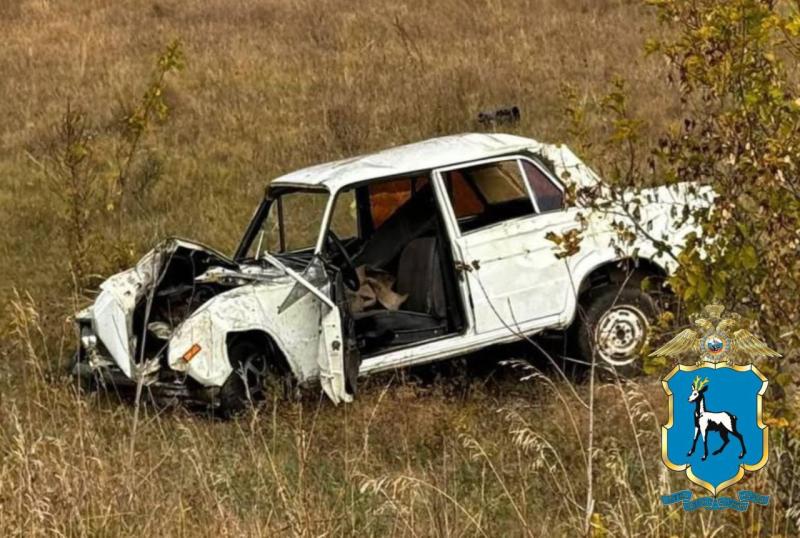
[{"x1": 182, "y1": 343, "x2": 202, "y2": 362}]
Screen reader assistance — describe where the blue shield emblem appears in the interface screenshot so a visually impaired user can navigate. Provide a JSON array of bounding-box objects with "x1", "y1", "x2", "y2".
[{"x1": 662, "y1": 362, "x2": 768, "y2": 495}]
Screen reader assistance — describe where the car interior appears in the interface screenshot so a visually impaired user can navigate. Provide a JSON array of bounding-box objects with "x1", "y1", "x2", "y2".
[
  {"x1": 322, "y1": 157, "x2": 565, "y2": 355},
  {"x1": 326, "y1": 175, "x2": 466, "y2": 355},
  {"x1": 248, "y1": 157, "x2": 564, "y2": 356}
]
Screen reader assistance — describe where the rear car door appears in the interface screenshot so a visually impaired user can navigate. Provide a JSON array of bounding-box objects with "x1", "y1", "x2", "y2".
[{"x1": 433, "y1": 156, "x2": 579, "y2": 335}]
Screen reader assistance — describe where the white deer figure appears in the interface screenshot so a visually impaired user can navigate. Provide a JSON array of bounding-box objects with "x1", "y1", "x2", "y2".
[{"x1": 686, "y1": 376, "x2": 746, "y2": 461}]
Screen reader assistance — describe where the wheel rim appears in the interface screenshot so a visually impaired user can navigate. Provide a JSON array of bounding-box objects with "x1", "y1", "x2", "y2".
[
  {"x1": 236, "y1": 353, "x2": 268, "y2": 401},
  {"x1": 594, "y1": 304, "x2": 649, "y2": 367}
]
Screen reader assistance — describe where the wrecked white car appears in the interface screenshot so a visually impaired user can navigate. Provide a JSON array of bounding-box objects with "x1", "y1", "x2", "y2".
[{"x1": 72, "y1": 133, "x2": 706, "y2": 413}]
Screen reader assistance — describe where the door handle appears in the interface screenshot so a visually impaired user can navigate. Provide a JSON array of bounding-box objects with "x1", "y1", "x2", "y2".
[{"x1": 455, "y1": 260, "x2": 481, "y2": 273}]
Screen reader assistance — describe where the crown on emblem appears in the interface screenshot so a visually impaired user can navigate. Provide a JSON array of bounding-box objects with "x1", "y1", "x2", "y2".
[
  {"x1": 703, "y1": 304, "x2": 725, "y2": 319},
  {"x1": 691, "y1": 375, "x2": 710, "y2": 391}
]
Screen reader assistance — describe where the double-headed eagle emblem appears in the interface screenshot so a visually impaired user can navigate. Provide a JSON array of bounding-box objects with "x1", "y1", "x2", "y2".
[{"x1": 650, "y1": 304, "x2": 781, "y2": 363}]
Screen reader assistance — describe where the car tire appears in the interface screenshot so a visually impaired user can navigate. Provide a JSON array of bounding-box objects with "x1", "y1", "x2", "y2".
[
  {"x1": 218, "y1": 339, "x2": 269, "y2": 418},
  {"x1": 67, "y1": 351, "x2": 98, "y2": 393},
  {"x1": 573, "y1": 277, "x2": 657, "y2": 377}
]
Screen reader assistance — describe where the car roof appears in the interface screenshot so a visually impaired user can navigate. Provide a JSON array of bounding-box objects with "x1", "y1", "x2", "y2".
[{"x1": 270, "y1": 133, "x2": 549, "y2": 191}]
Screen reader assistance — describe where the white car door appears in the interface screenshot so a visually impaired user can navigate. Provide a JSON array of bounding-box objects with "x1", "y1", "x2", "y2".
[
  {"x1": 433, "y1": 156, "x2": 580, "y2": 336},
  {"x1": 318, "y1": 304, "x2": 352, "y2": 404},
  {"x1": 266, "y1": 253, "x2": 354, "y2": 404}
]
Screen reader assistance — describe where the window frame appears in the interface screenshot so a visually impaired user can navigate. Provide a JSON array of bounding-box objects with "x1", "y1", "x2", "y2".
[
  {"x1": 521, "y1": 158, "x2": 566, "y2": 214},
  {"x1": 433, "y1": 154, "x2": 565, "y2": 238},
  {"x1": 315, "y1": 187, "x2": 360, "y2": 254},
  {"x1": 236, "y1": 186, "x2": 332, "y2": 259},
  {"x1": 325, "y1": 187, "x2": 360, "y2": 241}
]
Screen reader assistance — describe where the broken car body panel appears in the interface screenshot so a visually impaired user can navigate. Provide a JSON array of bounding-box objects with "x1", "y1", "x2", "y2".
[
  {"x1": 165, "y1": 277, "x2": 323, "y2": 386},
  {"x1": 74, "y1": 133, "x2": 712, "y2": 406},
  {"x1": 90, "y1": 245, "x2": 166, "y2": 379}
]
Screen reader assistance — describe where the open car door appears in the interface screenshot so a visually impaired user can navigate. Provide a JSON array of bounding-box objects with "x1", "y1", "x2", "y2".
[
  {"x1": 318, "y1": 270, "x2": 360, "y2": 404},
  {"x1": 267, "y1": 253, "x2": 358, "y2": 404}
]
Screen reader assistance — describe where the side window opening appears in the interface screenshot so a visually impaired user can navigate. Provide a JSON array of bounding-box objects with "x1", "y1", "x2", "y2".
[
  {"x1": 447, "y1": 171, "x2": 485, "y2": 218},
  {"x1": 328, "y1": 175, "x2": 435, "y2": 269},
  {"x1": 468, "y1": 160, "x2": 528, "y2": 203},
  {"x1": 523, "y1": 161, "x2": 564, "y2": 212},
  {"x1": 443, "y1": 159, "x2": 535, "y2": 233},
  {"x1": 366, "y1": 176, "x2": 429, "y2": 230},
  {"x1": 368, "y1": 179, "x2": 412, "y2": 229}
]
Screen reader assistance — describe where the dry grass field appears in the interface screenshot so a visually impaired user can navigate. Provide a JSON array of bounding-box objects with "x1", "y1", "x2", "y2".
[
  {"x1": 0, "y1": 0, "x2": 676, "y2": 302},
  {"x1": 1, "y1": 0, "x2": 797, "y2": 536}
]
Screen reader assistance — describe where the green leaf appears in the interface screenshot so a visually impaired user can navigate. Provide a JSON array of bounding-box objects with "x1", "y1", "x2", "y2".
[{"x1": 741, "y1": 245, "x2": 759, "y2": 269}]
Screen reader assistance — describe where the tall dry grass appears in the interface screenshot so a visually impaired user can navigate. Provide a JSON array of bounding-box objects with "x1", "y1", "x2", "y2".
[
  {"x1": 2, "y1": 0, "x2": 798, "y2": 536},
  {"x1": 3, "y1": 293, "x2": 798, "y2": 536}
]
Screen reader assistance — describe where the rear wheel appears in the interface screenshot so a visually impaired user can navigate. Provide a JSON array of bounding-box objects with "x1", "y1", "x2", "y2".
[
  {"x1": 574, "y1": 278, "x2": 657, "y2": 376},
  {"x1": 218, "y1": 339, "x2": 269, "y2": 417}
]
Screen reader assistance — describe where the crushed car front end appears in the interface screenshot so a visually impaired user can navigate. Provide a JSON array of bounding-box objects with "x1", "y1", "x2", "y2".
[{"x1": 71, "y1": 238, "x2": 276, "y2": 406}]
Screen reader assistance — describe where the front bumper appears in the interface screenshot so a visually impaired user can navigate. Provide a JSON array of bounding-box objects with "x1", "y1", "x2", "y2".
[{"x1": 71, "y1": 325, "x2": 220, "y2": 406}]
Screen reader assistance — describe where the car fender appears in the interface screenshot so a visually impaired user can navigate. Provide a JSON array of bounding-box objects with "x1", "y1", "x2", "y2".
[
  {"x1": 559, "y1": 245, "x2": 670, "y2": 327},
  {"x1": 167, "y1": 281, "x2": 323, "y2": 387},
  {"x1": 562, "y1": 180, "x2": 711, "y2": 314}
]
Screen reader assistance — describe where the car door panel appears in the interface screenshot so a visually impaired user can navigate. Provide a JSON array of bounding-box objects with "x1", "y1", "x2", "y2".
[
  {"x1": 457, "y1": 213, "x2": 576, "y2": 334},
  {"x1": 433, "y1": 156, "x2": 579, "y2": 336},
  {"x1": 318, "y1": 305, "x2": 351, "y2": 404}
]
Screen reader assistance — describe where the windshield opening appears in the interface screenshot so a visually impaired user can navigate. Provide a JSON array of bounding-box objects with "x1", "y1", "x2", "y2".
[
  {"x1": 239, "y1": 187, "x2": 358, "y2": 263},
  {"x1": 243, "y1": 189, "x2": 328, "y2": 261}
]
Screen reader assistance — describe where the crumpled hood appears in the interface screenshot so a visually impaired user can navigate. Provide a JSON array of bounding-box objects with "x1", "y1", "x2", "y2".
[
  {"x1": 83, "y1": 238, "x2": 242, "y2": 378},
  {"x1": 90, "y1": 246, "x2": 167, "y2": 377}
]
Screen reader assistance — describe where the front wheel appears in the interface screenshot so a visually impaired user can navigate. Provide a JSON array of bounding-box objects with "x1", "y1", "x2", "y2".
[
  {"x1": 217, "y1": 339, "x2": 269, "y2": 417},
  {"x1": 574, "y1": 283, "x2": 657, "y2": 376},
  {"x1": 67, "y1": 351, "x2": 98, "y2": 393}
]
